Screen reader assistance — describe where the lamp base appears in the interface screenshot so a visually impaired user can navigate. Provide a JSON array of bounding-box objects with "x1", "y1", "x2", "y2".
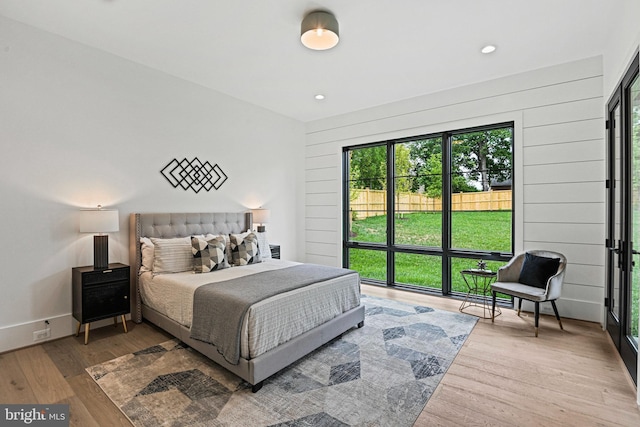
[
  {"x1": 257, "y1": 225, "x2": 266, "y2": 232},
  {"x1": 94, "y1": 235, "x2": 110, "y2": 269}
]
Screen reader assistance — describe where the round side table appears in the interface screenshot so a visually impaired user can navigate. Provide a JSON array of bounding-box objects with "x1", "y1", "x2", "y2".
[{"x1": 459, "y1": 269, "x2": 501, "y2": 319}]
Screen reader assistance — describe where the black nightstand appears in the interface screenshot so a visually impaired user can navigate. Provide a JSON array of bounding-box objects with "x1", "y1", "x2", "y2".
[
  {"x1": 72, "y1": 263, "x2": 130, "y2": 344},
  {"x1": 269, "y1": 244, "x2": 280, "y2": 259}
]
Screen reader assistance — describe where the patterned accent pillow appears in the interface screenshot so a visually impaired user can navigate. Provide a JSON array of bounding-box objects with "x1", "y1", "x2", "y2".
[
  {"x1": 229, "y1": 232, "x2": 261, "y2": 266},
  {"x1": 205, "y1": 233, "x2": 232, "y2": 265},
  {"x1": 150, "y1": 237, "x2": 193, "y2": 274},
  {"x1": 191, "y1": 236, "x2": 229, "y2": 273}
]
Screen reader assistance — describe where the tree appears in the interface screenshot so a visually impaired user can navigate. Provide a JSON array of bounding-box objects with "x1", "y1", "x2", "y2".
[
  {"x1": 347, "y1": 127, "x2": 512, "y2": 198},
  {"x1": 394, "y1": 143, "x2": 412, "y2": 192},
  {"x1": 349, "y1": 145, "x2": 386, "y2": 190},
  {"x1": 409, "y1": 128, "x2": 512, "y2": 196},
  {"x1": 451, "y1": 129, "x2": 512, "y2": 191}
]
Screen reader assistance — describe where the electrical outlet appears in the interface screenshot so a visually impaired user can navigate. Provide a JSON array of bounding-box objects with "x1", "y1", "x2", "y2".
[{"x1": 33, "y1": 328, "x2": 51, "y2": 341}]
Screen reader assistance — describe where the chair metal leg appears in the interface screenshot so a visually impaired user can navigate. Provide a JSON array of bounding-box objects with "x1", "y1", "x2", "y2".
[
  {"x1": 534, "y1": 302, "x2": 540, "y2": 337},
  {"x1": 550, "y1": 300, "x2": 563, "y2": 330},
  {"x1": 517, "y1": 298, "x2": 523, "y2": 316},
  {"x1": 491, "y1": 291, "x2": 497, "y2": 323}
]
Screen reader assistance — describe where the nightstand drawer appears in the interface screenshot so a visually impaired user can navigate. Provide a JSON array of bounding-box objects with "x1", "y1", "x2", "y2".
[{"x1": 83, "y1": 267, "x2": 129, "y2": 285}]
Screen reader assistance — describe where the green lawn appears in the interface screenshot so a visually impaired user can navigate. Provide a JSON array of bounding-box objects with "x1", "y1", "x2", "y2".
[
  {"x1": 349, "y1": 211, "x2": 511, "y2": 294},
  {"x1": 351, "y1": 211, "x2": 511, "y2": 252}
]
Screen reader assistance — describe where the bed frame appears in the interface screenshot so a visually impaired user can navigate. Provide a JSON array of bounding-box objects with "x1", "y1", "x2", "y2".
[{"x1": 129, "y1": 212, "x2": 365, "y2": 392}]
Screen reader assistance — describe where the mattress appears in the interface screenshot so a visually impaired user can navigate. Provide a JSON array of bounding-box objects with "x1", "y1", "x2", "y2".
[{"x1": 139, "y1": 259, "x2": 361, "y2": 359}]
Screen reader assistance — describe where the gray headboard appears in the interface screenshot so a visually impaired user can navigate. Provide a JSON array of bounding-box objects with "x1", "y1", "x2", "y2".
[{"x1": 129, "y1": 212, "x2": 252, "y2": 322}]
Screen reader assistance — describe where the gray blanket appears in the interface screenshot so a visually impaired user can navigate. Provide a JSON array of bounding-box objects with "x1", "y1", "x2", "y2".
[{"x1": 190, "y1": 264, "x2": 356, "y2": 364}]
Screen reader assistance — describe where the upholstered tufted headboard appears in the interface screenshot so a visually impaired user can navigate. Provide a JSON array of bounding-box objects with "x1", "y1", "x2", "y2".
[{"x1": 129, "y1": 212, "x2": 252, "y2": 322}]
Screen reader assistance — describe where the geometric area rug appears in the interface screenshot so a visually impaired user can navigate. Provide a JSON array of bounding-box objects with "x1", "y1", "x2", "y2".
[{"x1": 86, "y1": 295, "x2": 477, "y2": 426}]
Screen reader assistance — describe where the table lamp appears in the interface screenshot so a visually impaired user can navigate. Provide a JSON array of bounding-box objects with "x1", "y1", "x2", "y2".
[
  {"x1": 252, "y1": 208, "x2": 271, "y2": 232},
  {"x1": 80, "y1": 205, "x2": 119, "y2": 269}
]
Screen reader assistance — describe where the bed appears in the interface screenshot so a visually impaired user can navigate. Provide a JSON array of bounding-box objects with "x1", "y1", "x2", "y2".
[{"x1": 128, "y1": 212, "x2": 364, "y2": 392}]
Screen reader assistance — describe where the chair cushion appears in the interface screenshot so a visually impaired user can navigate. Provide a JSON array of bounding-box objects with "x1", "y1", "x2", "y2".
[
  {"x1": 518, "y1": 252, "x2": 560, "y2": 289},
  {"x1": 491, "y1": 281, "x2": 548, "y2": 302}
]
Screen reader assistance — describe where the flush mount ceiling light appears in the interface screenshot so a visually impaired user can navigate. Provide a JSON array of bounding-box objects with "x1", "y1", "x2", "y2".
[
  {"x1": 481, "y1": 44, "x2": 497, "y2": 54},
  {"x1": 301, "y1": 10, "x2": 339, "y2": 50},
  {"x1": 315, "y1": 94, "x2": 325, "y2": 100}
]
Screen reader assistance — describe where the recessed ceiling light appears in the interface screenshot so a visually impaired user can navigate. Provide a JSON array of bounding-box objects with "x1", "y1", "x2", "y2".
[
  {"x1": 315, "y1": 94, "x2": 325, "y2": 100},
  {"x1": 481, "y1": 45, "x2": 497, "y2": 54}
]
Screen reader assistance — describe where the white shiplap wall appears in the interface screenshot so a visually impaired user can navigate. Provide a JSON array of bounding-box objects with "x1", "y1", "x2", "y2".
[{"x1": 304, "y1": 56, "x2": 604, "y2": 324}]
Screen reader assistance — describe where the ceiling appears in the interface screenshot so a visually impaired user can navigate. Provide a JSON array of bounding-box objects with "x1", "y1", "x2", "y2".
[{"x1": 0, "y1": 0, "x2": 614, "y2": 123}]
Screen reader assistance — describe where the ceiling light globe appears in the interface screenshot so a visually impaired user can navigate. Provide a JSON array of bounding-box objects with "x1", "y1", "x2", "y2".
[{"x1": 301, "y1": 11, "x2": 339, "y2": 50}]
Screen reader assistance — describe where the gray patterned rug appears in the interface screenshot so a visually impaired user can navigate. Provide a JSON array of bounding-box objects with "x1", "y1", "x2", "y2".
[{"x1": 86, "y1": 295, "x2": 477, "y2": 426}]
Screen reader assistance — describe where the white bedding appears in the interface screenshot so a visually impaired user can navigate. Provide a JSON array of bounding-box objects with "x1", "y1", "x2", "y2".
[{"x1": 139, "y1": 259, "x2": 361, "y2": 359}]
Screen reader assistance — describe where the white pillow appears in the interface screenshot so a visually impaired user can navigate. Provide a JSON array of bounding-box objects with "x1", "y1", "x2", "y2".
[
  {"x1": 150, "y1": 237, "x2": 193, "y2": 274},
  {"x1": 256, "y1": 231, "x2": 272, "y2": 260},
  {"x1": 140, "y1": 237, "x2": 154, "y2": 273}
]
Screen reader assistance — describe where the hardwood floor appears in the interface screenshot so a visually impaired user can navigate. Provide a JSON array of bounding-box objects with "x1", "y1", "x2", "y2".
[
  {"x1": 1, "y1": 286, "x2": 638, "y2": 426},
  {"x1": 363, "y1": 285, "x2": 640, "y2": 427}
]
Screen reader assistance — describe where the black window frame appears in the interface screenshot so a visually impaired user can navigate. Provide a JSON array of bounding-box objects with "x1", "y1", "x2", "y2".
[{"x1": 342, "y1": 122, "x2": 515, "y2": 297}]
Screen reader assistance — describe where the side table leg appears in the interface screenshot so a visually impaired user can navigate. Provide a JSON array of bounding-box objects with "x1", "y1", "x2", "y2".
[
  {"x1": 121, "y1": 315, "x2": 128, "y2": 333},
  {"x1": 75, "y1": 321, "x2": 81, "y2": 337},
  {"x1": 84, "y1": 323, "x2": 90, "y2": 345}
]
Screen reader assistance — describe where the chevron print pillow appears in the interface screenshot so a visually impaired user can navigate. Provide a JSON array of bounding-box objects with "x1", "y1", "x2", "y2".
[
  {"x1": 191, "y1": 235, "x2": 229, "y2": 273},
  {"x1": 229, "y1": 232, "x2": 261, "y2": 266}
]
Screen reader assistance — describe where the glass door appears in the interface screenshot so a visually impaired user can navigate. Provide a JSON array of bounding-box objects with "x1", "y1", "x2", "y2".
[
  {"x1": 606, "y1": 98, "x2": 623, "y2": 349},
  {"x1": 606, "y1": 54, "x2": 639, "y2": 384},
  {"x1": 628, "y1": 71, "x2": 639, "y2": 356}
]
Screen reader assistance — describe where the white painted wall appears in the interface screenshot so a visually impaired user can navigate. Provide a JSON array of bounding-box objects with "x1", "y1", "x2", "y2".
[
  {"x1": 0, "y1": 17, "x2": 305, "y2": 353},
  {"x1": 603, "y1": 0, "x2": 640, "y2": 99},
  {"x1": 305, "y1": 56, "x2": 604, "y2": 324}
]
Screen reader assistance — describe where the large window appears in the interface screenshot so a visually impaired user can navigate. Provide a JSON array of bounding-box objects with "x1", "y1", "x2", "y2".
[{"x1": 343, "y1": 123, "x2": 514, "y2": 296}]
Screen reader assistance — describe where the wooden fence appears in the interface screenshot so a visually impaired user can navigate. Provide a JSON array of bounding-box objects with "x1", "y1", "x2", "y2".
[{"x1": 350, "y1": 189, "x2": 512, "y2": 219}]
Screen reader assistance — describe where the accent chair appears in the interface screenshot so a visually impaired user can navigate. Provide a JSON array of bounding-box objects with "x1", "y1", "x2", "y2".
[{"x1": 491, "y1": 250, "x2": 567, "y2": 337}]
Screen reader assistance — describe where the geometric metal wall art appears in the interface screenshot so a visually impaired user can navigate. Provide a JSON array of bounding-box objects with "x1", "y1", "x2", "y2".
[{"x1": 160, "y1": 157, "x2": 228, "y2": 193}]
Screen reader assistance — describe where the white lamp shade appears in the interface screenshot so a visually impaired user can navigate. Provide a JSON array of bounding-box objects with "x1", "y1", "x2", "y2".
[
  {"x1": 79, "y1": 209, "x2": 119, "y2": 233},
  {"x1": 301, "y1": 11, "x2": 339, "y2": 50},
  {"x1": 252, "y1": 208, "x2": 271, "y2": 224}
]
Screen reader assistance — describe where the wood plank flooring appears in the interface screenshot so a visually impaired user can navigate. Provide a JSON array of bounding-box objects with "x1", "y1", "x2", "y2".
[
  {"x1": 0, "y1": 286, "x2": 637, "y2": 426},
  {"x1": 362, "y1": 285, "x2": 640, "y2": 427}
]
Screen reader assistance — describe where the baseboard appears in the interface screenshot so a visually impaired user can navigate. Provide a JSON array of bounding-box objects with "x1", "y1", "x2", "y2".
[
  {"x1": 0, "y1": 313, "x2": 132, "y2": 354},
  {"x1": 0, "y1": 314, "x2": 74, "y2": 353}
]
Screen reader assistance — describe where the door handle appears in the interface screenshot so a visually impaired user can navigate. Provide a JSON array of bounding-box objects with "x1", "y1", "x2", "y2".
[{"x1": 609, "y1": 240, "x2": 625, "y2": 255}]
